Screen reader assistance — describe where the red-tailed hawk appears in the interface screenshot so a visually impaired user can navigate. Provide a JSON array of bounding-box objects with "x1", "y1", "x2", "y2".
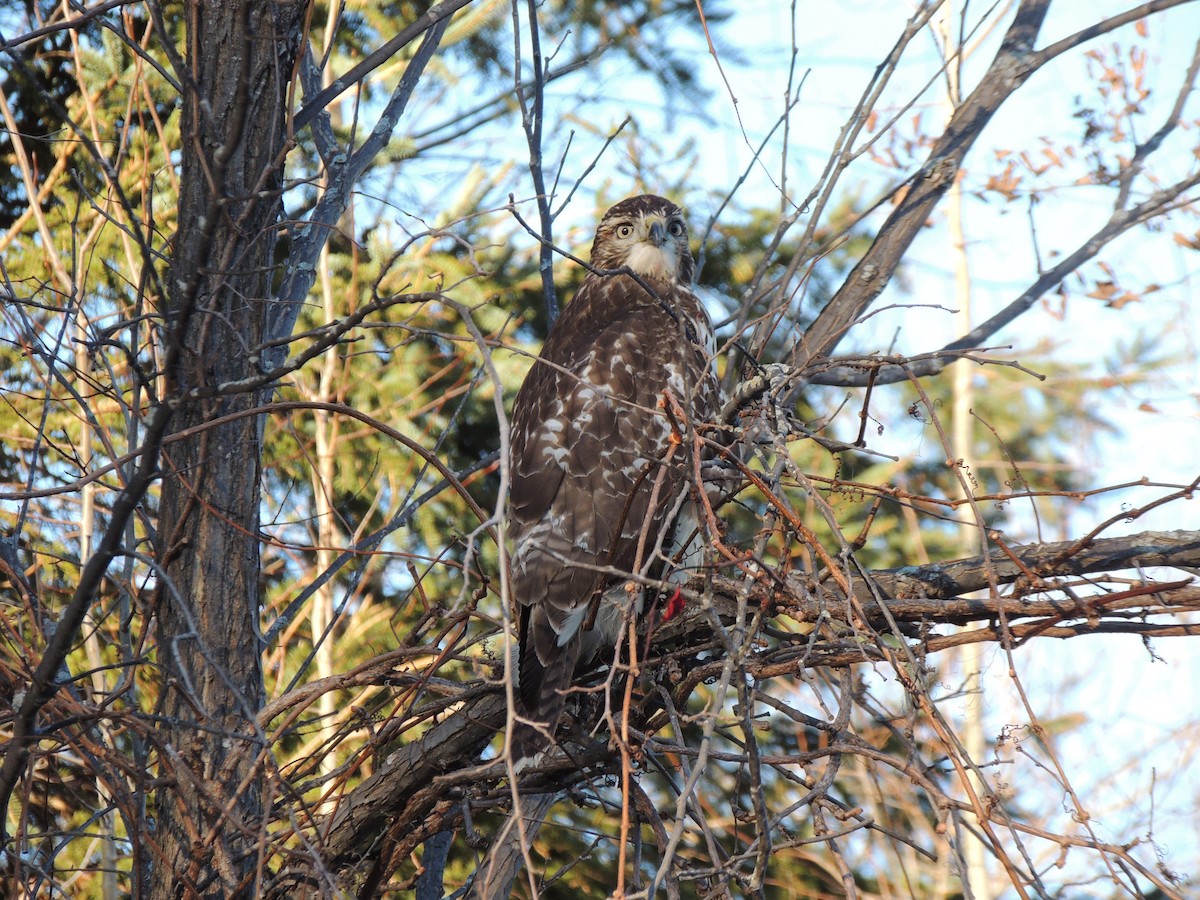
[{"x1": 508, "y1": 194, "x2": 721, "y2": 765}]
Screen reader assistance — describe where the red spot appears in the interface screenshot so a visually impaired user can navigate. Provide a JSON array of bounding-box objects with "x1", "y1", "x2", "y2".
[{"x1": 663, "y1": 588, "x2": 686, "y2": 622}]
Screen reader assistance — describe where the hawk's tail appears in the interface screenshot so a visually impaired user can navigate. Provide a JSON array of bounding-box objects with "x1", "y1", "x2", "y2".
[{"x1": 511, "y1": 633, "x2": 581, "y2": 769}]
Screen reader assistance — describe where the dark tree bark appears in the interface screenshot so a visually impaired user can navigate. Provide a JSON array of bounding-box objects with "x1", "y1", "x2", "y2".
[{"x1": 151, "y1": 3, "x2": 305, "y2": 897}]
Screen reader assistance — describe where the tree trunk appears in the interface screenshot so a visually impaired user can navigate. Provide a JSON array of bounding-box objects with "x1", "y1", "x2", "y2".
[{"x1": 151, "y1": 3, "x2": 304, "y2": 897}]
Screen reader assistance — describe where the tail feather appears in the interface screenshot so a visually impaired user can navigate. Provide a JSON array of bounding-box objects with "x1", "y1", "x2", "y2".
[{"x1": 513, "y1": 607, "x2": 582, "y2": 767}]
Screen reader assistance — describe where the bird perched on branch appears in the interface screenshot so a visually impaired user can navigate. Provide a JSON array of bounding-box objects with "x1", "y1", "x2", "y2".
[{"x1": 507, "y1": 194, "x2": 721, "y2": 767}]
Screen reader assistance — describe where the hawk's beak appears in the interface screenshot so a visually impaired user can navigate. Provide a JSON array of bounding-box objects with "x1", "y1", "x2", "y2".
[{"x1": 647, "y1": 219, "x2": 668, "y2": 247}]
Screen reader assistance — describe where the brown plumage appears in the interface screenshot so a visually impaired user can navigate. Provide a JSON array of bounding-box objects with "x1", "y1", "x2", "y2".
[{"x1": 508, "y1": 194, "x2": 721, "y2": 766}]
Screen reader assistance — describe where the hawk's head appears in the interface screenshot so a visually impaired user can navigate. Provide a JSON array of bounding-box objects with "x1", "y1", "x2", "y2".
[{"x1": 590, "y1": 194, "x2": 694, "y2": 286}]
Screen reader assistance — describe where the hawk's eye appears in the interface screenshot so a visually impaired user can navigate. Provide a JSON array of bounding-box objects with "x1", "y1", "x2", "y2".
[
  {"x1": 667, "y1": 220, "x2": 685, "y2": 236},
  {"x1": 615, "y1": 224, "x2": 634, "y2": 239}
]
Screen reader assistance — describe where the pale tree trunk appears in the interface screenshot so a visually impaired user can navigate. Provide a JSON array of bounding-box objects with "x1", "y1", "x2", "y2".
[
  {"x1": 151, "y1": 3, "x2": 304, "y2": 897},
  {"x1": 937, "y1": 5, "x2": 992, "y2": 897},
  {"x1": 309, "y1": 246, "x2": 341, "y2": 791},
  {"x1": 77, "y1": 312, "x2": 118, "y2": 900},
  {"x1": 309, "y1": 8, "x2": 344, "y2": 782}
]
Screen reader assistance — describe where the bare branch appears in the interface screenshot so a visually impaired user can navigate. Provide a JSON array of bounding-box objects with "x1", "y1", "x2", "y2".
[
  {"x1": 790, "y1": 0, "x2": 1054, "y2": 369},
  {"x1": 291, "y1": 0, "x2": 474, "y2": 133}
]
